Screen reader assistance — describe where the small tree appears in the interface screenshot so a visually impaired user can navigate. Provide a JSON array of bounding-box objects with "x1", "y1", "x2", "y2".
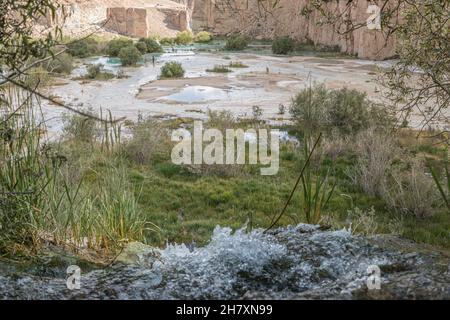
[
  {"x1": 106, "y1": 39, "x2": 134, "y2": 57},
  {"x1": 119, "y1": 46, "x2": 142, "y2": 66},
  {"x1": 67, "y1": 38, "x2": 100, "y2": 58},
  {"x1": 135, "y1": 41, "x2": 148, "y2": 54},
  {"x1": 160, "y1": 62, "x2": 185, "y2": 78},
  {"x1": 272, "y1": 37, "x2": 295, "y2": 55},
  {"x1": 225, "y1": 34, "x2": 249, "y2": 51},
  {"x1": 290, "y1": 84, "x2": 391, "y2": 135},
  {"x1": 304, "y1": 0, "x2": 450, "y2": 134},
  {"x1": 137, "y1": 38, "x2": 163, "y2": 53}
]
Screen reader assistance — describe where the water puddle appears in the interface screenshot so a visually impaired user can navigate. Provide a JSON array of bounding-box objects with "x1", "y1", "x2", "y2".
[{"x1": 159, "y1": 86, "x2": 230, "y2": 103}]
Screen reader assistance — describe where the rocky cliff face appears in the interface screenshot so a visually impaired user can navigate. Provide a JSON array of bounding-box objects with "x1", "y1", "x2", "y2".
[
  {"x1": 105, "y1": 2, "x2": 188, "y2": 38},
  {"x1": 48, "y1": 0, "x2": 397, "y2": 60},
  {"x1": 190, "y1": 0, "x2": 397, "y2": 60},
  {"x1": 46, "y1": 0, "x2": 190, "y2": 38}
]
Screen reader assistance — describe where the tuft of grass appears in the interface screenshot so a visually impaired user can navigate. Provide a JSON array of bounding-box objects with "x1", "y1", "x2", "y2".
[
  {"x1": 299, "y1": 138, "x2": 336, "y2": 225},
  {"x1": 428, "y1": 152, "x2": 450, "y2": 212},
  {"x1": 82, "y1": 64, "x2": 115, "y2": 80},
  {"x1": 228, "y1": 61, "x2": 248, "y2": 68}
]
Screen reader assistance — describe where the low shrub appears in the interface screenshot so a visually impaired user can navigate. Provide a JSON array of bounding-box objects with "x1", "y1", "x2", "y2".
[
  {"x1": 228, "y1": 61, "x2": 248, "y2": 68},
  {"x1": 383, "y1": 159, "x2": 438, "y2": 218},
  {"x1": 135, "y1": 41, "x2": 148, "y2": 54},
  {"x1": 195, "y1": 31, "x2": 213, "y2": 43},
  {"x1": 175, "y1": 31, "x2": 194, "y2": 45},
  {"x1": 347, "y1": 207, "x2": 378, "y2": 236},
  {"x1": 125, "y1": 118, "x2": 172, "y2": 165},
  {"x1": 272, "y1": 36, "x2": 295, "y2": 55},
  {"x1": 63, "y1": 109, "x2": 99, "y2": 144},
  {"x1": 206, "y1": 65, "x2": 232, "y2": 73},
  {"x1": 295, "y1": 39, "x2": 316, "y2": 51},
  {"x1": 137, "y1": 38, "x2": 163, "y2": 53},
  {"x1": 45, "y1": 52, "x2": 74, "y2": 74},
  {"x1": 160, "y1": 61, "x2": 185, "y2": 78},
  {"x1": 290, "y1": 84, "x2": 392, "y2": 135},
  {"x1": 106, "y1": 39, "x2": 134, "y2": 57},
  {"x1": 24, "y1": 66, "x2": 51, "y2": 88},
  {"x1": 225, "y1": 34, "x2": 249, "y2": 51},
  {"x1": 289, "y1": 84, "x2": 329, "y2": 134},
  {"x1": 86, "y1": 64, "x2": 101, "y2": 79},
  {"x1": 118, "y1": 45, "x2": 142, "y2": 66},
  {"x1": 206, "y1": 109, "x2": 236, "y2": 130},
  {"x1": 160, "y1": 37, "x2": 175, "y2": 45},
  {"x1": 85, "y1": 64, "x2": 115, "y2": 80},
  {"x1": 67, "y1": 38, "x2": 100, "y2": 58},
  {"x1": 351, "y1": 128, "x2": 397, "y2": 197}
]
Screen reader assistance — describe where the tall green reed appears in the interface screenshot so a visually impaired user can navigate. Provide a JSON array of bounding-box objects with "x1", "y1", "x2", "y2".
[
  {"x1": 1, "y1": 82, "x2": 156, "y2": 254},
  {"x1": 429, "y1": 151, "x2": 450, "y2": 213},
  {"x1": 300, "y1": 135, "x2": 336, "y2": 224}
]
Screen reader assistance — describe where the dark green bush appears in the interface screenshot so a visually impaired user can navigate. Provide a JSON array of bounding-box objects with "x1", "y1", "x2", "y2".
[
  {"x1": 160, "y1": 37, "x2": 175, "y2": 46},
  {"x1": 86, "y1": 64, "x2": 101, "y2": 79},
  {"x1": 106, "y1": 39, "x2": 134, "y2": 57},
  {"x1": 137, "y1": 38, "x2": 163, "y2": 53},
  {"x1": 206, "y1": 65, "x2": 232, "y2": 73},
  {"x1": 85, "y1": 64, "x2": 115, "y2": 80},
  {"x1": 228, "y1": 61, "x2": 248, "y2": 68},
  {"x1": 225, "y1": 34, "x2": 249, "y2": 51},
  {"x1": 135, "y1": 41, "x2": 148, "y2": 54},
  {"x1": 290, "y1": 84, "x2": 392, "y2": 135},
  {"x1": 272, "y1": 36, "x2": 295, "y2": 55},
  {"x1": 67, "y1": 38, "x2": 100, "y2": 58},
  {"x1": 118, "y1": 46, "x2": 142, "y2": 66},
  {"x1": 160, "y1": 61, "x2": 185, "y2": 78}
]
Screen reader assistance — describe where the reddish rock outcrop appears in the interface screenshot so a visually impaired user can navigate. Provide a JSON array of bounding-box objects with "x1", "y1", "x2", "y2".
[{"x1": 105, "y1": 1, "x2": 189, "y2": 38}]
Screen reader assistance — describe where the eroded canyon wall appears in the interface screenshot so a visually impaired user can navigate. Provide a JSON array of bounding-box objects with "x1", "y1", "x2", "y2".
[
  {"x1": 190, "y1": 0, "x2": 398, "y2": 60},
  {"x1": 44, "y1": 0, "x2": 397, "y2": 60},
  {"x1": 44, "y1": 0, "x2": 190, "y2": 38}
]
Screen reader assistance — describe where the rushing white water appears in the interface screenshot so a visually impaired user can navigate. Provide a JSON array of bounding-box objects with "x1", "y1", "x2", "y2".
[{"x1": 1, "y1": 224, "x2": 449, "y2": 299}]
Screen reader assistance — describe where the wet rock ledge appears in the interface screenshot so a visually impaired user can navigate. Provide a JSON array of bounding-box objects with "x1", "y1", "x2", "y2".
[{"x1": 0, "y1": 225, "x2": 449, "y2": 300}]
